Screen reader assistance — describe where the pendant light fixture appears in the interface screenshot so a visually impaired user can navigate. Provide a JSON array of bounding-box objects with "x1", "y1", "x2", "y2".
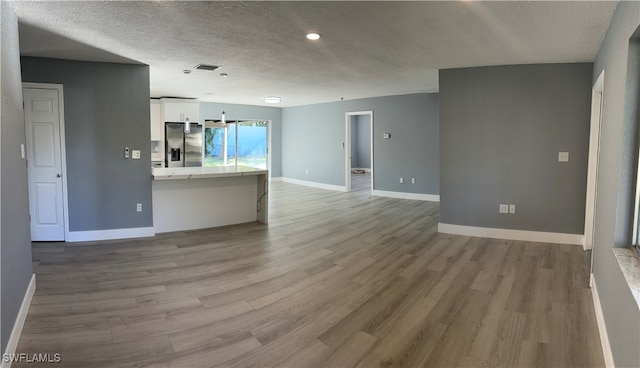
[
  {"x1": 184, "y1": 117, "x2": 190, "y2": 133},
  {"x1": 220, "y1": 72, "x2": 228, "y2": 125}
]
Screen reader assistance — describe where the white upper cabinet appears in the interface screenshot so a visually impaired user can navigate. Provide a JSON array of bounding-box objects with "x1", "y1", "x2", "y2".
[
  {"x1": 181, "y1": 101, "x2": 199, "y2": 122},
  {"x1": 160, "y1": 98, "x2": 200, "y2": 123},
  {"x1": 150, "y1": 99, "x2": 162, "y2": 141}
]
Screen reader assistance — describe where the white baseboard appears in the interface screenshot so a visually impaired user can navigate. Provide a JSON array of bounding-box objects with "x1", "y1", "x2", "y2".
[
  {"x1": 590, "y1": 274, "x2": 615, "y2": 368},
  {"x1": 270, "y1": 177, "x2": 283, "y2": 182},
  {"x1": 1, "y1": 274, "x2": 36, "y2": 368},
  {"x1": 65, "y1": 226, "x2": 155, "y2": 242},
  {"x1": 372, "y1": 190, "x2": 440, "y2": 202},
  {"x1": 437, "y1": 223, "x2": 584, "y2": 245},
  {"x1": 280, "y1": 177, "x2": 347, "y2": 192}
]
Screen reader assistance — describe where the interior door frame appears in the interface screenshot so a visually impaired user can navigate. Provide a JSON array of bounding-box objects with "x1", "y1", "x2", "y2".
[
  {"x1": 345, "y1": 110, "x2": 374, "y2": 192},
  {"x1": 23, "y1": 82, "x2": 69, "y2": 241},
  {"x1": 584, "y1": 70, "x2": 605, "y2": 259}
]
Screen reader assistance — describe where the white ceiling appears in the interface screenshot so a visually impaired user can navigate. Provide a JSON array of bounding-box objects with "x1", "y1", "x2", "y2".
[{"x1": 11, "y1": 1, "x2": 617, "y2": 107}]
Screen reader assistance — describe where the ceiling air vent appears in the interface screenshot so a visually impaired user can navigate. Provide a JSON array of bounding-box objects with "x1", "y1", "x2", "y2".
[{"x1": 194, "y1": 64, "x2": 221, "y2": 71}]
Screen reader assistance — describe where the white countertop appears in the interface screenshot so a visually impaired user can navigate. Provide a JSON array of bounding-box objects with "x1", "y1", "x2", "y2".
[{"x1": 153, "y1": 166, "x2": 268, "y2": 180}]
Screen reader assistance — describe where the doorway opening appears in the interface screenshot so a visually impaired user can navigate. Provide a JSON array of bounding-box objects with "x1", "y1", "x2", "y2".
[{"x1": 345, "y1": 111, "x2": 373, "y2": 193}]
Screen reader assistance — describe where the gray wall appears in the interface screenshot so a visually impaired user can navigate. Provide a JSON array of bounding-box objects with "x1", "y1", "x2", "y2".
[
  {"x1": 21, "y1": 57, "x2": 152, "y2": 232},
  {"x1": 198, "y1": 102, "x2": 282, "y2": 178},
  {"x1": 591, "y1": 1, "x2": 640, "y2": 366},
  {"x1": 282, "y1": 93, "x2": 439, "y2": 195},
  {"x1": 439, "y1": 64, "x2": 592, "y2": 234},
  {"x1": 1, "y1": 1, "x2": 34, "y2": 354},
  {"x1": 354, "y1": 115, "x2": 371, "y2": 169}
]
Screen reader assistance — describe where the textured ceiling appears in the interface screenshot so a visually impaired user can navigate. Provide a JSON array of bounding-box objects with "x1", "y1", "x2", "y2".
[{"x1": 11, "y1": 1, "x2": 617, "y2": 107}]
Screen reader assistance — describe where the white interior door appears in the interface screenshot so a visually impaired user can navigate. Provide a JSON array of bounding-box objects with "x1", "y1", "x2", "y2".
[{"x1": 23, "y1": 87, "x2": 65, "y2": 241}]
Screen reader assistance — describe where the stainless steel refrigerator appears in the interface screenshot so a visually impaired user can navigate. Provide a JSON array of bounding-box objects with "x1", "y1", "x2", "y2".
[{"x1": 165, "y1": 122, "x2": 203, "y2": 167}]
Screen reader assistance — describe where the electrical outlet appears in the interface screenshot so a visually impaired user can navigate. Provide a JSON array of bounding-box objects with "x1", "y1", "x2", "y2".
[
  {"x1": 411, "y1": 178, "x2": 416, "y2": 184},
  {"x1": 136, "y1": 203, "x2": 142, "y2": 212},
  {"x1": 400, "y1": 177, "x2": 404, "y2": 184},
  {"x1": 509, "y1": 204, "x2": 516, "y2": 214},
  {"x1": 499, "y1": 204, "x2": 509, "y2": 214},
  {"x1": 305, "y1": 168, "x2": 309, "y2": 175},
  {"x1": 132, "y1": 150, "x2": 141, "y2": 159}
]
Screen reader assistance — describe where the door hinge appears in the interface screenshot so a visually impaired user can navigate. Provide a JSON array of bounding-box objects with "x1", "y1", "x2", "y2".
[{"x1": 29, "y1": 214, "x2": 31, "y2": 222}]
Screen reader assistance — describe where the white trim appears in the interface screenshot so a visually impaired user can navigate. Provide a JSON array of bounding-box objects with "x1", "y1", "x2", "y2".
[
  {"x1": 269, "y1": 177, "x2": 283, "y2": 182},
  {"x1": 590, "y1": 274, "x2": 615, "y2": 368},
  {"x1": 1, "y1": 274, "x2": 36, "y2": 368},
  {"x1": 585, "y1": 70, "x2": 605, "y2": 251},
  {"x1": 65, "y1": 227, "x2": 155, "y2": 242},
  {"x1": 372, "y1": 190, "x2": 439, "y2": 202},
  {"x1": 22, "y1": 83, "x2": 69, "y2": 242},
  {"x1": 438, "y1": 223, "x2": 584, "y2": 245},
  {"x1": 345, "y1": 114, "x2": 352, "y2": 193},
  {"x1": 351, "y1": 168, "x2": 372, "y2": 173},
  {"x1": 369, "y1": 112, "x2": 374, "y2": 191},
  {"x1": 280, "y1": 177, "x2": 347, "y2": 192},
  {"x1": 267, "y1": 120, "x2": 272, "y2": 178}
]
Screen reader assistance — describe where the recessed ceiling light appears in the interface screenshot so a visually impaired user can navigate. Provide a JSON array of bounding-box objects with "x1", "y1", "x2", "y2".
[
  {"x1": 264, "y1": 97, "x2": 282, "y2": 104},
  {"x1": 220, "y1": 73, "x2": 229, "y2": 78},
  {"x1": 183, "y1": 69, "x2": 191, "y2": 74},
  {"x1": 306, "y1": 33, "x2": 321, "y2": 41}
]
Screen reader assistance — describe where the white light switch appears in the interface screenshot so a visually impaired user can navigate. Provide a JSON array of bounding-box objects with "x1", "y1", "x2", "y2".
[
  {"x1": 499, "y1": 204, "x2": 509, "y2": 214},
  {"x1": 132, "y1": 150, "x2": 141, "y2": 159},
  {"x1": 558, "y1": 152, "x2": 569, "y2": 162},
  {"x1": 20, "y1": 144, "x2": 25, "y2": 159}
]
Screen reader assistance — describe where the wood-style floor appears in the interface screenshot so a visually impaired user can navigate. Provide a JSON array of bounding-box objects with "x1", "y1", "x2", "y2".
[{"x1": 15, "y1": 177, "x2": 604, "y2": 367}]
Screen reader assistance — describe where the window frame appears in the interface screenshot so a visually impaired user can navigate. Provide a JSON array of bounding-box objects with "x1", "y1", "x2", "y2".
[{"x1": 632, "y1": 143, "x2": 640, "y2": 257}]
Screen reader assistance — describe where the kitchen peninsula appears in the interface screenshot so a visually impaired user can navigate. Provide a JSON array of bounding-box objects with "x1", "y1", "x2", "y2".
[{"x1": 152, "y1": 166, "x2": 268, "y2": 233}]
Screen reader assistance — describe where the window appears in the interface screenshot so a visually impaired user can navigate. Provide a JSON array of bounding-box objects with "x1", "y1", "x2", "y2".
[
  {"x1": 633, "y1": 128, "x2": 640, "y2": 257},
  {"x1": 634, "y1": 160, "x2": 640, "y2": 256},
  {"x1": 204, "y1": 120, "x2": 268, "y2": 170}
]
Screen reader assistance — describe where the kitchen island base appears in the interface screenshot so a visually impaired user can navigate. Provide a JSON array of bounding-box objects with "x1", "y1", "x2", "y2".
[{"x1": 152, "y1": 167, "x2": 268, "y2": 233}]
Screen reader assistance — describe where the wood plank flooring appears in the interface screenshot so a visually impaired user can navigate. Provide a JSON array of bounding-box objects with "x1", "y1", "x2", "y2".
[
  {"x1": 14, "y1": 181, "x2": 604, "y2": 367},
  {"x1": 351, "y1": 172, "x2": 371, "y2": 192}
]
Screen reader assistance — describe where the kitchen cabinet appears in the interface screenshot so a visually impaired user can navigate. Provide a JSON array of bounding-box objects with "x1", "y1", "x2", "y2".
[
  {"x1": 150, "y1": 99, "x2": 162, "y2": 141},
  {"x1": 160, "y1": 98, "x2": 199, "y2": 123}
]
